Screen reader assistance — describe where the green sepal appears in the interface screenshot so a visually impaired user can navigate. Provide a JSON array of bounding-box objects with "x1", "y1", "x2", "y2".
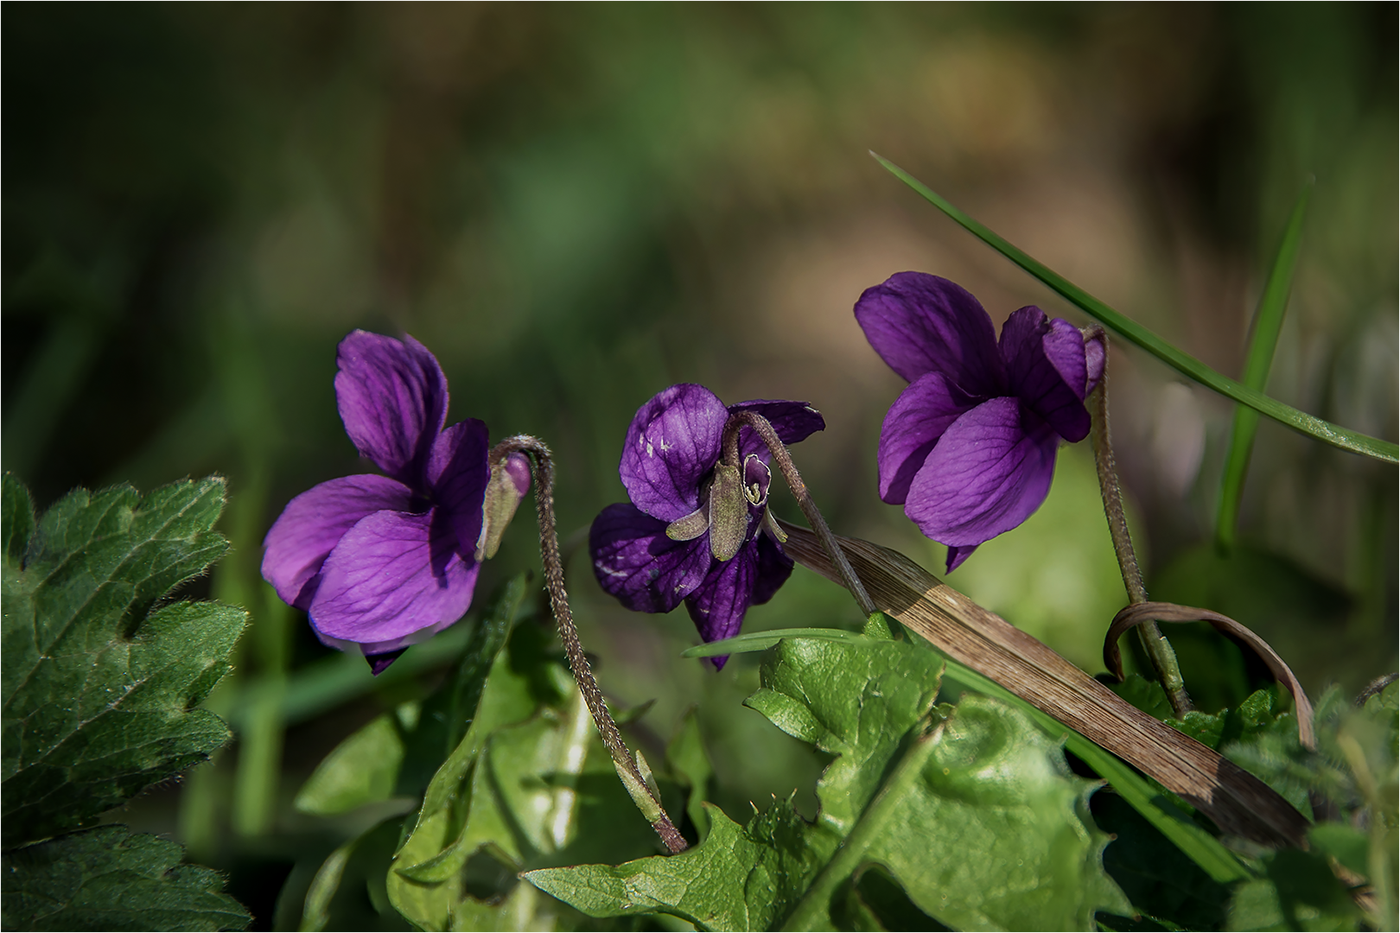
[{"x1": 707, "y1": 463, "x2": 748, "y2": 561}]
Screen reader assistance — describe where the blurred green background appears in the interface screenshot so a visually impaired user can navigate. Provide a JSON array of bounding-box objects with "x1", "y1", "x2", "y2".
[{"x1": 4, "y1": 4, "x2": 1395, "y2": 926}]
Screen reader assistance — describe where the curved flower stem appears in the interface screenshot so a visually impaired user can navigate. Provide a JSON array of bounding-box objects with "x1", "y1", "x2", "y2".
[
  {"x1": 490, "y1": 436, "x2": 689, "y2": 855},
  {"x1": 1082, "y1": 329, "x2": 1192, "y2": 718},
  {"x1": 721, "y1": 412, "x2": 878, "y2": 618}
]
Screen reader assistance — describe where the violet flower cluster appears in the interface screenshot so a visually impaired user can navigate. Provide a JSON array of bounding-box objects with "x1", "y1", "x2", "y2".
[
  {"x1": 856, "y1": 272, "x2": 1104, "y2": 573},
  {"x1": 589, "y1": 384, "x2": 824, "y2": 668},
  {"x1": 262, "y1": 331, "x2": 528, "y2": 673}
]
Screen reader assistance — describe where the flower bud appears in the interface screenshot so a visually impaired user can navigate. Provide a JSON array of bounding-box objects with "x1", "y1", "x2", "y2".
[{"x1": 475, "y1": 452, "x2": 532, "y2": 561}]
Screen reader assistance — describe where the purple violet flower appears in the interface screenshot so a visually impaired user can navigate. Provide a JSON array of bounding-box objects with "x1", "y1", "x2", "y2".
[
  {"x1": 855, "y1": 272, "x2": 1104, "y2": 574},
  {"x1": 589, "y1": 384, "x2": 824, "y2": 669},
  {"x1": 261, "y1": 330, "x2": 530, "y2": 674}
]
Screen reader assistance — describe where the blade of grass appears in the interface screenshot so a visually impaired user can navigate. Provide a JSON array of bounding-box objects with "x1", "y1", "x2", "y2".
[
  {"x1": 1216, "y1": 181, "x2": 1312, "y2": 549},
  {"x1": 680, "y1": 627, "x2": 874, "y2": 658},
  {"x1": 873, "y1": 153, "x2": 1397, "y2": 464}
]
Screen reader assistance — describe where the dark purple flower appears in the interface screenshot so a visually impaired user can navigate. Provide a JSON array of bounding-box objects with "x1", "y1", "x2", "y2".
[
  {"x1": 589, "y1": 384, "x2": 824, "y2": 668},
  {"x1": 261, "y1": 330, "x2": 530, "y2": 673},
  {"x1": 856, "y1": 272, "x2": 1104, "y2": 574}
]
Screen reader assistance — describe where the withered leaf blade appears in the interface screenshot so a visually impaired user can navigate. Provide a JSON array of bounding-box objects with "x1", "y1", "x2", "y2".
[
  {"x1": 778, "y1": 521, "x2": 1311, "y2": 849},
  {"x1": 1106, "y1": 601, "x2": 1316, "y2": 750}
]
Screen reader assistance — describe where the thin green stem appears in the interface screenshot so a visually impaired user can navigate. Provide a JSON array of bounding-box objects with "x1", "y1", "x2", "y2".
[
  {"x1": 780, "y1": 718, "x2": 942, "y2": 931},
  {"x1": 721, "y1": 411, "x2": 877, "y2": 617},
  {"x1": 491, "y1": 436, "x2": 688, "y2": 854},
  {"x1": 1084, "y1": 330, "x2": 1191, "y2": 717}
]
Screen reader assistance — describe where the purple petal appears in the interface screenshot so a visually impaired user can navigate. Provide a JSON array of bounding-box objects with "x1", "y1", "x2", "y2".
[
  {"x1": 589, "y1": 502, "x2": 711, "y2": 613},
  {"x1": 854, "y1": 272, "x2": 1005, "y2": 393},
  {"x1": 261, "y1": 474, "x2": 415, "y2": 610},
  {"x1": 366, "y1": 649, "x2": 407, "y2": 675},
  {"x1": 876, "y1": 372, "x2": 980, "y2": 505},
  {"x1": 317, "y1": 612, "x2": 463, "y2": 657},
  {"x1": 309, "y1": 508, "x2": 480, "y2": 644},
  {"x1": 427, "y1": 418, "x2": 491, "y2": 559},
  {"x1": 999, "y1": 308, "x2": 1091, "y2": 443},
  {"x1": 335, "y1": 331, "x2": 449, "y2": 485},
  {"x1": 727, "y1": 400, "x2": 826, "y2": 461},
  {"x1": 903, "y1": 397, "x2": 1060, "y2": 548},
  {"x1": 685, "y1": 550, "x2": 758, "y2": 669},
  {"x1": 619, "y1": 384, "x2": 728, "y2": 522},
  {"x1": 945, "y1": 544, "x2": 979, "y2": 575},
  {"x1": 749, "y1": 532, "x2": 794, "y2": 607}
]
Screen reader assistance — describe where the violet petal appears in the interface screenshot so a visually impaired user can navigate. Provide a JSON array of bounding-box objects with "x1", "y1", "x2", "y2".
[
  {"x1": 854, "y1": 272, "x2": 1005, "y2": 393},
  {"x1": 999, "y1": 308, "x2": 1091, "y2": 443},
  {"x1": 903, "y1": 397, "x2": 1060, "y2": 547},
  {"x1": 366, "y1": 649, "x2": 408, "y2": 675},
  {"x1": 876, "y1": 372, "x2": 979, "y2": 505},
  {"x1": 685, "y1": 550, "x2": 758, "y2": 668},
  {"x1": 309, "y1": 508, "x2": 479, "y2": 644},
  {"x1": 620, "y1": 384, "x2": 727, "y2": 522},
  {"x1": 727, "y1": 400, "x2": 825, "y2": 461},
  {"x1": 589, "y1": 502, "x2": 711, "y2": 613},
  {"x1": 261, "y1": 474, "x2": 415, "y2": 610},
  {"x1": 945, "y1": 543, "x2": 979, "y2": 575},
  {"x1": 749, "y1": 533, "x2": 794, "y2": 607},
  {"x1": 335, "y1": 330, "x2": 449, "y2": 484},
  {"x1": 427, "y1": 418, "x2": 491, "y2": 560}
]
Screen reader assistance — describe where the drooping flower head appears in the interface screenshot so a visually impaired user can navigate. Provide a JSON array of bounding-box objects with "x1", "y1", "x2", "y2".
[
  {"x1": 856, "y1": 272, "x2": 1104, "y2": 574},
  {"x1": 262, "y1": 330, "x2": 530, "y2": 673},
  {"x1": 589, "y1": 384, "x2": 824, "y2": 668}
]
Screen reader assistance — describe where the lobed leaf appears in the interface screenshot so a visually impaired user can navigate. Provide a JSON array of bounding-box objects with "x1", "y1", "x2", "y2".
[
  {"x1": 1, "y1": 825, "x2": 250, "y2": 931},
  {"x1": 1, "y1": 475, "x2": 245, "y2": 847}
]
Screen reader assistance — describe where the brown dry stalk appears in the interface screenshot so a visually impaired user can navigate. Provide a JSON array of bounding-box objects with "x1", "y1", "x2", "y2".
[{"x1": 779, "y1": 521, "x2": 1311, "y2": 849}]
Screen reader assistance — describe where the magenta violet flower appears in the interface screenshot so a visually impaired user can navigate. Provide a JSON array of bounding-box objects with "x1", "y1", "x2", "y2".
[
  {"x1": 589, "y1": 384, "x2": 824, "y2": 668},
  {"x1": 855, "y1": 272, "x2": 1104, "y2": 574},
  {"x1": 261, "y1": 330, "x2": 530, "y2": 674}
]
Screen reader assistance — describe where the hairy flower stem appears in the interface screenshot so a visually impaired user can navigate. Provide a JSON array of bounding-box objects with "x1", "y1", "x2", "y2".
[
  {"x1": 1083, "y1": 329, "x2": 1192, "y2": 717},
  {"x1": 721, "y1": 412, "x2": 878, "y2": 618},
  {"x1": 490, "y1": 436, "x2": 688, "y2": 855}
]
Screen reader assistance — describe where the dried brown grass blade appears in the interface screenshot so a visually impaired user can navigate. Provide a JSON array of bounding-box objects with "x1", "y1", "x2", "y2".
[
  {"x1": 1107, "y1": 601, "x2": 1316, "y2": 750},
  {"x1": 779, "y1": 521, "x2": 1310, "y2": 848}
]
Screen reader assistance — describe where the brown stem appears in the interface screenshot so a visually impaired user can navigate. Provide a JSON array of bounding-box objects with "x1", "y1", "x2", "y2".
[
  {"x1": 1082, "y1": 328, "x2": 1192, "y2": 718},
  {"x1": 721, "y1": 412, "x2": 877, "y2": 617},
  {"x1": 490, "y1": 436, "x2": 688, "y2": 854}
]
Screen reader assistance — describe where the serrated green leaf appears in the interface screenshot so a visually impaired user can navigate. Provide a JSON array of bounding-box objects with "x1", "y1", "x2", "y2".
[
  {"x1": 873, "y1": 153, "x2": 1398, "y2": 464},
  {"x1": 3, "y1": 473, "x2": 36, "y2": 565},
  {"x1": 1, "y1": 824, "x2": 250, "y2": 931},
  {"x1": 525, "y1": 801, "x2": 817, "y2": 932},
  {"x1": 1, "y1": 476, "x2": 245, "y2": 847},
  {"x1": 1217, "y1": 181, "x2": 1311, "y2": 548},
  {"x1": 746, "y1": 636, "x2": 942, "y2": 846}
]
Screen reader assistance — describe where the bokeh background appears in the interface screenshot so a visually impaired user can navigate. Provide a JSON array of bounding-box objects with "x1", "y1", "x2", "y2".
[{"x1": 4, "y1": 4, "x2": 1396, "y2": 926}]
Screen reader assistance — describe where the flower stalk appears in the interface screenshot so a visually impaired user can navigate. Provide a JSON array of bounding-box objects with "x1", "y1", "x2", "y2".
[
  {"x1": 721, "y1": 410, "x2": 878, "y2": 618},
  {"x1": 1083, "y1": 328, "x2": 1192, "y2": 717},
  {"x1": 491, "y1": 435, "x2": 689, "y2": 855}
]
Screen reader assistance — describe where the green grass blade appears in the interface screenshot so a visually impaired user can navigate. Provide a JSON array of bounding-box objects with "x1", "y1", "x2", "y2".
[
  {"x1": 680, "y1": 627, "x2": 874, "y2": 658},
  {"x1": 873, "y1": 153, "x2": 1397, "y2": 465},
  {"x1": 1215, "y1": 181, "x2": 1312, "y2": 549}
]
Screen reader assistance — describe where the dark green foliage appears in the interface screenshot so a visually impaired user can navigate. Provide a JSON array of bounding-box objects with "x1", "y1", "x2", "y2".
[
  {"x1": 2, "y1": 474, "x2": 244, "y2": 846},
  {"x1": 1, "y1": 826, "x2": 251, "y2": 931}
]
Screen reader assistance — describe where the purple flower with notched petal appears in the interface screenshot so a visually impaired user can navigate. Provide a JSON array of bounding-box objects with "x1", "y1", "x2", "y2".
[
  {"x1": 856, "y1": 272, "x2": 1104, "y2": 574},
  {"x1": 589, "y1": 384, "x2": 824, "y2": 669},
  {"x1": 261, "y1": 330, "x2": 530, "y2": 674}
]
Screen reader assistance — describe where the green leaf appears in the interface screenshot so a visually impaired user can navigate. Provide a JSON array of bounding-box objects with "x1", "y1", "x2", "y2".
[
  {"x1": 665, "y1": 707, "x2": 715, "y2": 839},
  {"x1": 293, "y1": 575, "x2": 530, "y2": 815},
  {"x1": 1308, "y1": 822, "x2": 1369, "y2": 879},
  {"x1": 295, "y1": 818, "x2": 412, "y2": 932},
  {"x1": 1216, "y1": 181, "x2": 1312, "y2": 548},
  {"x1": 525, "y1": 802, "x2": 817, "y2": 932},
  {"x1": 2, "y1": 476, "x2": 245, "y2": 847},
  {"x1": 3, "y1": 474, "x2": 35, "y2": 565},
  {"x1": 1226, "y1": 849, "x2": 1361, "y2": 932},
  {"x1": 1, "y1": 824, "x2": 250, "y2": 931},
  {"x1": 872, "y1": 153, "x2": 1398, "y2": 464}
]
